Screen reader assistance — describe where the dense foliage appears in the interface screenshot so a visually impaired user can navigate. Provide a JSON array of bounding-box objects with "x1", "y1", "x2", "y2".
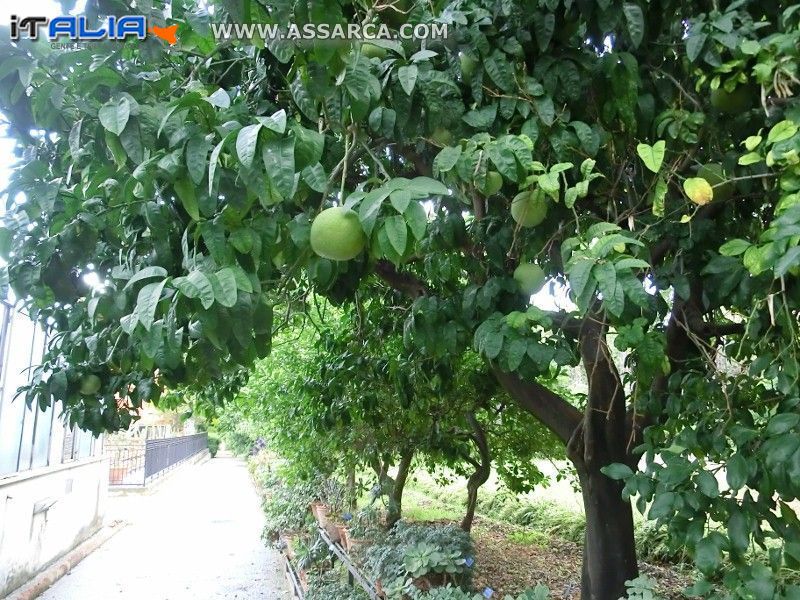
[{"x1": 1, "y1": 0, "x2": 800, "y2": 598}]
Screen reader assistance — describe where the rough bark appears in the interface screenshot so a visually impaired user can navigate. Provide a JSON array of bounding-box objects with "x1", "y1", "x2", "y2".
[
  {"x1": 460, "y1": 413, "x2": 491, "y2": 532},
  {"x1": 387, "y1": 449, "x2": 413, "y2": 528}
]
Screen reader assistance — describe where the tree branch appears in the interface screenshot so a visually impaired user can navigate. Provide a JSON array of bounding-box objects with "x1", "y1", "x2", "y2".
[
  {"x1": 374, "y1": 260, "x2": 428, "y2": 298},
  {"x1": 491, "y1": 366, "x2": 582, "y2": 444}
]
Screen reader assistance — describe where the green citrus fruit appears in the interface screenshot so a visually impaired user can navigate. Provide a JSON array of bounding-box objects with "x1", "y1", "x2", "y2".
[
  {"x1": 79, "y1": 374, "x2": 102, "y2": 396},
  {"x1": 431, "y1": 126, "x2": 453, "y2": 146},
  {"x1": 361, "y1": 43, "x2": 387, "y2": 59},
  {"x1": 460, "y1": 53, "x2": 477, "y2": 83},
  {"x1": 697, "y1": 163, "x2": 733, "y2": 203},
  {"x1": 511, "y1": 190, "x2": 548, "y2": 227},
  {"x1": 310, "y1": 206, "x2": 366, "y2": 261},
  {"x1": 710, "y1": 85, "x2": 753, "y2": 114},
  {"x1": 513, "y1": 263, "x2": 547, "y2": 296},
  {"x1": 483, "y1": 171, "x2": 503, "y2": 196}
]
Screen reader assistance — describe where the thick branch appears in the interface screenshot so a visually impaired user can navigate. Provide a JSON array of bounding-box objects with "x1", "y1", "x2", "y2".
[
  {"x1": 491, "y1": 366, "x2": 582, "y2": 444},
  {"x1": 578, "y1": 317, "x2": 628, "y2": 468},
  {"x1": 374, "y1": 260, "x2": 428, "y2": 298}
]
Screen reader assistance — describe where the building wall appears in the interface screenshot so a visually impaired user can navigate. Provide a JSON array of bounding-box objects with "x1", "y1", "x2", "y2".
[
  {"x1": 0, "y1": 303, "x2": 107, "y2": 597},
  {"x1": 0, "y1": 455, "x2": 108, "y2": 596}
]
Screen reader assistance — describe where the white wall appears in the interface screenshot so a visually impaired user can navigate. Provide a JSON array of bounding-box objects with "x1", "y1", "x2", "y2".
[{"x1": 0, "y1": 455, "x2": 108, "y2": 597}]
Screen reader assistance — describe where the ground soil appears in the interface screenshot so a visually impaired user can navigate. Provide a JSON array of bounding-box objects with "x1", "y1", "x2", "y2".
[{"x1": 464, "y1": 518, "x2": 692, "y2": 599}]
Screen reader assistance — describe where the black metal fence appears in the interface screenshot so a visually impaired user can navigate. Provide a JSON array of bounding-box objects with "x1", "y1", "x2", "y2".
[
  {"x1": 144, "y1": 433, "x2": 208, "y2": 479},
  {"x1": 108, "y1": 433, "x2": 208, "y2": 487}
]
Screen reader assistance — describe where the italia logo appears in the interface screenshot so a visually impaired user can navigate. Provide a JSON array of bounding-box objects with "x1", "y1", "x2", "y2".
[{"x1": 10, "y1": 15, "x2": 178, "y2": 45}]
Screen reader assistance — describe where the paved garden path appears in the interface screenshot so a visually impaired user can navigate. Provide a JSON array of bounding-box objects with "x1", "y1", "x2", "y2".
[{"x1": 39, "y1": 456, "x2": 289, "y2": 600}]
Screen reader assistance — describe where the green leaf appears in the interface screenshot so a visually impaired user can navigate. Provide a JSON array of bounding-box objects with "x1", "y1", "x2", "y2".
[
  {"x1": 390, "y1": 190, "x2": 411, "y2": 213},
  {"x1": 738, "y1": 152, "x2": 763, "y2": 166},
  {"x1": 256, "y1": 109, "x2": 287, "y2": 134},
  {"x1": 236, "y1": 123, "x2": 262, "y2": 168},
  {"x1": 406, "y1": 177, "x2": 450, "y2": 196},
  {"x1": 124, "y1": 266, "x2": 168, "y2": 290},
  {"x1": 384, "y1": 215, "x2": 408, "y2": 255},
  {"x1": 696, "y1": 470, "x2": 719, "y2": 498},
  {"x1": 767, "y1": 120, "x2": 798, "y2": 144},
  {"x1": 263, "y1": 137, "x2": 296, "y2": 198},
  {"x1": 601, "y1": 463, "x2": 634, "y2": 480},
  {"x1": 205, "y1": 88, "x2": 231, "y2": 109},
  {"x1": 694, "y1": 537, "x2": 722, "y2": 574},
  {"x1": 719, "y1": 239, "x2": 751, "y2": 257},
  {"x1": 728, "y1": 510, "x2": 750, "y2": 554},
  {"x1": 686, "y1": 32, "x2": 707, "y2": 62},
  {"x1": 174, "y1": 178, "x2": 200, "y2": 221},
  {"x1": 134, "y1": 279, "x2": 166, "y2": 331},
  {"x1": 622, "y1": 2, "x2": 645, "y2": 48},
  {"x1": 211, "y1": 268, "x2": 238, "y2": 308},
  {"x1": 186, "y1": 136, "x2": 211, "y2": 186},
  {"x1": 208, "y1": 136, "x2": 228, "y2": 195},
  {"x1": 727, "y1": 453, "x2": 748, "y2": 490},
  {"x1": 405, "y1": 201, "x2": 428, "y2": 240},
  {"x1": 292, "y1": 124, "x2": 325, "y2": 168},
  {"x1": 301, "y1": 163, "x2": 327, "y2": 193},
  {"x1": 651, "y1": 175, "x2": 668, "y2": 217},
  {"x1": 180, "y1": 270, "x2": 215, "y2": 309},
  {"x1": 636, "y1": 140, "x2": 666, "y2": 173},
  {"x1": 98, "y1": 97, "x2": 131, "y2": 136},
  {"x1": 775, "y1": 247, "x2": 800, "y2": 277},
  {"x1": 462, "y1": 104, "x2": 497, "y2": 128},
  {"x1": 766, "y1": 413, "x2": 800, "y2": 436},
  {"x1": 358, "y1": 188, "x2": 390, "y2": 236},
  {"x1": 398, "y1": 64, "x2": 418, "y2": 95},
  {"x1": 433, "y1": 146, "x2": 462, "y2": 174},
  {"x1": 568, "y1": 258, "x2": 594, "y2": 300}
]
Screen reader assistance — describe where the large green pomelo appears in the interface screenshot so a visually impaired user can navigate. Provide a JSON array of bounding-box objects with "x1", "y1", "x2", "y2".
[
  {"x1": 361, "y1": 43, "x2": 387, "y2": 59},
  {"x1": 511, "y1": 190, "x2": 548, "y2": 227},
  {"x1": 710, "y1": 86, "x2": 753, "y2": 114},
  {"x1": 79, "y1": 374, "x2": 102, "y2": 395},
  {"x1": 697, "y1": 163, "x2": 733, "y2": 203},
  {"x1": 460, "y1": 53, "x2": 477, "y2": 83},
  {"x1": 310, "y1": 207, "x2": 366, "y2": 261},
  {"x1": 483, "y1": 171, "x2": 503, "y2": 196},
  {"x1": 513, "y1": 263, "x2": 547, "y2": 296}
]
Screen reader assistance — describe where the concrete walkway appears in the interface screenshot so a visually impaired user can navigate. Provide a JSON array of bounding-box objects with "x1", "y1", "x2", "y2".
[{"x1": 39, "y1": 457, "x2": 289, "y2": 600}]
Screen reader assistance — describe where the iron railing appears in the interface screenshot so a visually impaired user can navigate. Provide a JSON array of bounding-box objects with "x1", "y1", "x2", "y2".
[{"x1": 107, "y1": 433, "x2": 207, "y2": 487}]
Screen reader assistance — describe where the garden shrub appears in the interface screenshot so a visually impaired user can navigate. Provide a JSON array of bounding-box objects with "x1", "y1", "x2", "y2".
[
  {"x1": 411, "y1": 584, "x2": 552, "y2": 599},
  {"x1": 364, "y1": 522, "x2": 474, "y2": 598},
  {"x1": 206, "y1": 433, "x2": 220, "y2": 457},
  {"x1": 304, "y1": 574, "x2": 370, "y2": 600}
]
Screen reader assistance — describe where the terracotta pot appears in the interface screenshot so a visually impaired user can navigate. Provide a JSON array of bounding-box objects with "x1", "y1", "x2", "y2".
[
  {"x1": 336, "y1": 525, "x2": 350, "y2": 550},
  {"x1": 324, "y1": 521, "x2": 341, "y2": 543},
  {"x1": 298, "y1": 568, "x2": 309, "y2": 592},
  {"x1": 109, "y1": 467, "x2": 126, "y2": 484},
  {"x1": 310, "y1": 502, "x2": 330, "y2": 526},
  {"x1": 348, "y1": 537, "x2": 366, "y2": 554}
]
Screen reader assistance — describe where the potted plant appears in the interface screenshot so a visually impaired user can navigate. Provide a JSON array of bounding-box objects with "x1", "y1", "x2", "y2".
[{"x1": 309, "y1": 501, "x2": 330, "y2": 526}]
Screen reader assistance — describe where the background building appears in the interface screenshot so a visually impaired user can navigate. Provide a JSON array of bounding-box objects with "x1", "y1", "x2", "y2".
[{"x1": 0, "y1": 300, "x2": 107, "y2": 598}]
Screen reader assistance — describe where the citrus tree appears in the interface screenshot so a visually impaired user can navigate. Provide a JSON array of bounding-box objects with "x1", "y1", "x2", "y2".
[{"x1": 1, "y1": 0, "x2": 800, "y2": 597}]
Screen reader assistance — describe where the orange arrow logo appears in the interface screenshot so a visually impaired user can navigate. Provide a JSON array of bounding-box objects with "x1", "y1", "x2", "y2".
[{"x1": 150, "y1": 24, "x2": 178, "y2": 45}]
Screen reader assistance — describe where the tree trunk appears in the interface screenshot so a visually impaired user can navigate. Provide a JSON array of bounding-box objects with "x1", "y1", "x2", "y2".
[
  {"x1": 492, "y1": 313, "x2": 640, "y2": 600},
  {"x1": 387, "y1": 449, "x2": 413, "y2": 527},
  {"x1": 576, "y1": 464, "x2": 638, "y2": 600},
  {"x1": 461, "y1": 413, "x2": 491, "y2": 533}
]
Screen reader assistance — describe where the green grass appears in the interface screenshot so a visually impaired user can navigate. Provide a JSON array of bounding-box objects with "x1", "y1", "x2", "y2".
[
  {"x1": 506, "y1": 529, "x2": 549, "y2": 546},
  {"x1": 403, "y1": 488, "x2": 464, "y2": 522}
]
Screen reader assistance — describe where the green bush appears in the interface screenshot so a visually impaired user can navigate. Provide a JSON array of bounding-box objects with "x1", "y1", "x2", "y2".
[
  {"x1": 305, "y1": 574, "x2": 370, "y2": 600},
  {"x1": 207, "y1": 433, "x2": 220, "y2": 457},
  {"x1": 364, "y1": 522, "x2": 474, "y2": 598},
  {"x1": 411, "y1": 584, "x2": 552, "y2": 599}
]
